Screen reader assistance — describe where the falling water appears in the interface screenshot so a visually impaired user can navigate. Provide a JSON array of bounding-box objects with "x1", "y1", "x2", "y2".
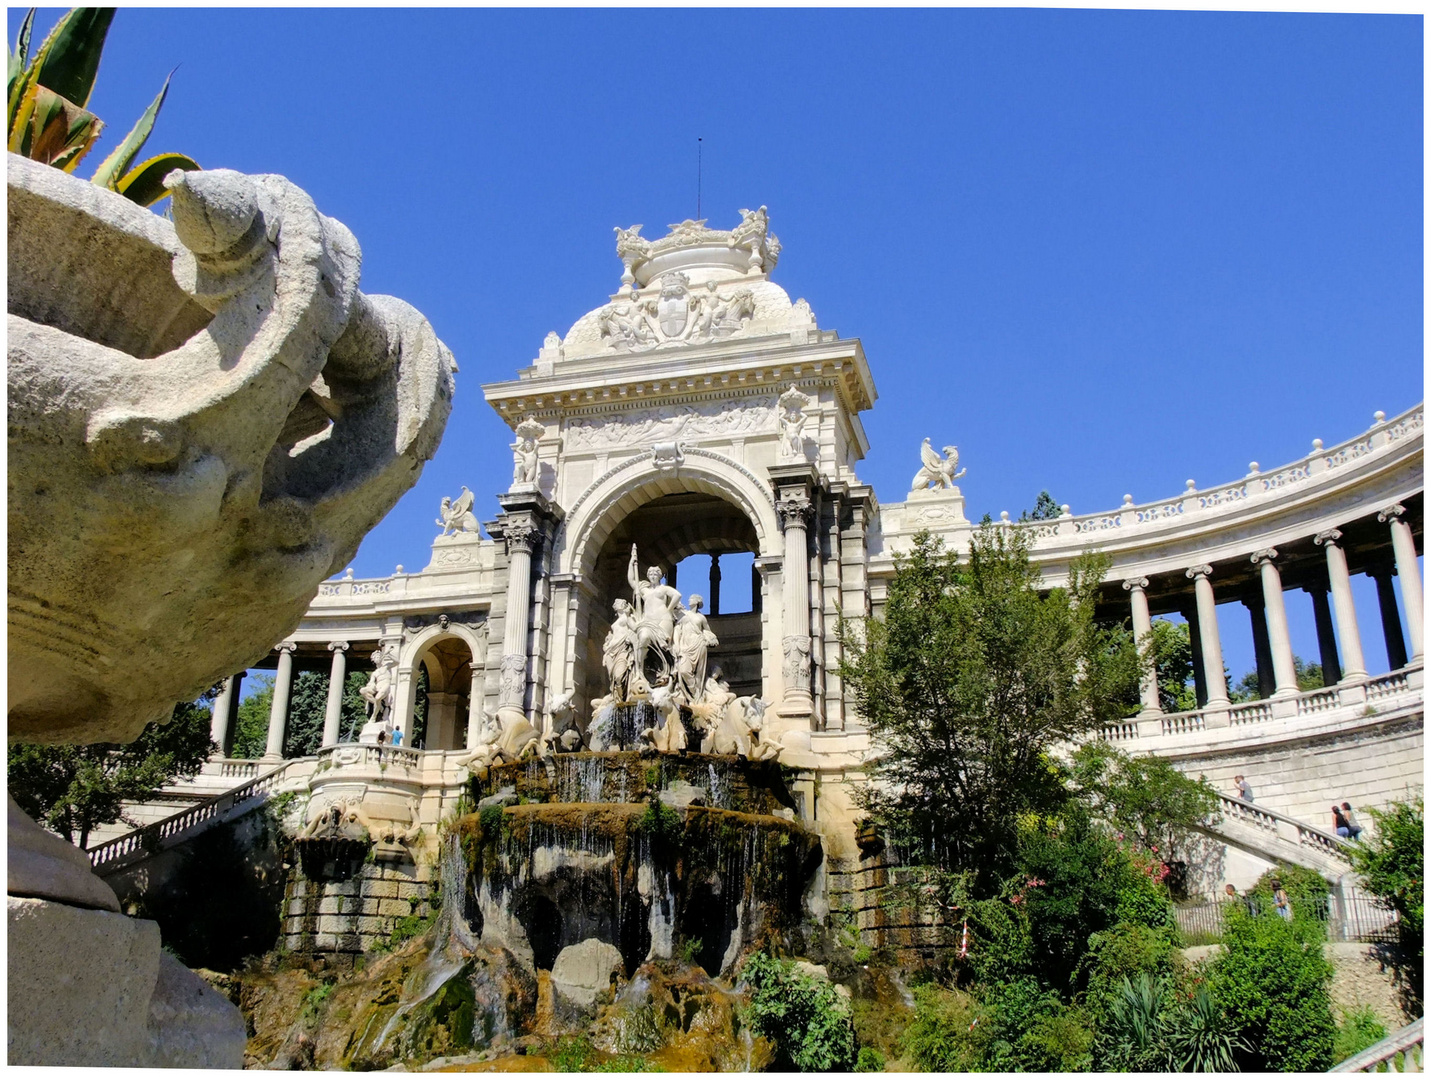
[
  {"x1": 706, "y1": 762, "x2": 731, "y2": 810},
  {"x1": 369, "y1": 832, "x2": 478, "y2": 1053}
]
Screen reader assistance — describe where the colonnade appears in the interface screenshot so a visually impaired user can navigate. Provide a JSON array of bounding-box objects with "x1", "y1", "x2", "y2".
[{"x1": 1121, "y1": 505, "x2": 1423, "y2": 717}]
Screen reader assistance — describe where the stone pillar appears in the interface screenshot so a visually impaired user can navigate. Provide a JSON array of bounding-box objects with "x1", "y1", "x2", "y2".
[
  {"x1": 1251, "y1": 548, "x2": 1298, "y2": 697},
  {"x1": 1307, "y1": 581, "x2": 1343, "y2": 686},
  {"x1": 322, "y1": 642, "x2": 349, "y2": 747},
  {"x1": 425, "y1": 692, "x2": 459, "y2": 750},
  {"x1": 498, "y1": 517, "x2": 539, "y2": 712},
  {"x1": 466, "y1": 661, "x2": 486, "y2": 750},
  {"x1": 1185, "y1": 566, "x2": 1229, "y2": 707},
  {"x1": 1243, "y1": 594, "x2": 1275, "y2": 700},
  {"x1": 1316, "y1": 529, "x2": 1367, "y2": 682},
  {"x1": 264, "y1": 642, "x2": 297, "y2": 760},
  {"x1": 777, "y1": 492, "x2": 815, "y2": 718},
  {"x1": 1184, "y1": 602, "x2": 1208, "y2": 708},
  {"x1": 1370, "y1": 565, "x2": 1408, "y2": 671},
  {"x1": 751, "y1": 561, "x2": 762, "y2": 614},
  {"x1": 709, "y1": 554, "x2": 721, "y2": 615},
  {"x1": 1122, "y1": 577, "x2": 1162, "y2": 715},
  {"x1": 209, "y1": 672, "x2": 242, "y2": 757},
  {"x1": 1379, "y1": 504, "x2": 1424, "y2": 661}
]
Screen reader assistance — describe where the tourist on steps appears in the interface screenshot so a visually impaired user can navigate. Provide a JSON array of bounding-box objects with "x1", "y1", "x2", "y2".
[
  {"x1": 1233, "y1": 774, "x2": 1254, "y2": 803},
  {"x1": 1272, "y1": 881, "x2": 1293, "y2": 921},
  {"x1": 1340, "y1": 802, "x2": 1363, "y2": 841},
  {"x1": 1332, "y1": 805, "x2": 1351, "y2": 839}
]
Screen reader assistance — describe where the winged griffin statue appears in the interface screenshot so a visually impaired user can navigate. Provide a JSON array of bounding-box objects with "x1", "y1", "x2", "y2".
[{"x1": 911, "y1": 438, "x2": 966, "y2": 491}]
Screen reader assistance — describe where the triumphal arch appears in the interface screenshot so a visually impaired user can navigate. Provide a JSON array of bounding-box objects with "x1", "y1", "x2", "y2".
[{"x1": 120, "y1": 206, "x2": 1421, "y2": 961}]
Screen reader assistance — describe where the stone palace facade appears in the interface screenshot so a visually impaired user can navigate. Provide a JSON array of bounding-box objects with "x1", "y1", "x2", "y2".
[{"x1": 115, "y1": 208, "x2": 1423, "y2": 952}]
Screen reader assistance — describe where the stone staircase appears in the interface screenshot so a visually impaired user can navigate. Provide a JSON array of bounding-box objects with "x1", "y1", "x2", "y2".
[
  {"x1": 86, "y1": 758, "x2": 313, "y2": 878},
  {"x1": 1198, "y1": 793, "x2": 1354, "y2": 878}
]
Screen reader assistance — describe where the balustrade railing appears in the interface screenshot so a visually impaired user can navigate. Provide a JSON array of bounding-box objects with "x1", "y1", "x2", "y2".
[
  {"x1": 88, "y1": 759, "x2": 297, "y2": 873},
  {"x1": 1014, "y1": 404, "x2": 1421, "y2": 544},
  {"x1": 1215, "y1": 793, "x2": 1351, "y2": 864},
  {"x1": 1332, "y1": 1018, "x2": 1423, "y2": 1073},
  {"x1": 1098, "y1": 664, "x2": 1419, "y2": 745},
  {"x1": 316, "y1": 743, "x2": 422, "y2": 771},
  {"x1": 216, "y1": 758, "x2": 261, "y2": 779}
]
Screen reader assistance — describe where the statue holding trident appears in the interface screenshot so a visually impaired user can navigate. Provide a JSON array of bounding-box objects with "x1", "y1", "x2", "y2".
[{"x1": 627, "y1": 545, "x2": 682, "y2": 683}]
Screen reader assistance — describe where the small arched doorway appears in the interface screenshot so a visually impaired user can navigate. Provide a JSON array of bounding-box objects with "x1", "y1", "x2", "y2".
[{"x1": 409, "y1": 634, "x2": 475, "y2": 750}]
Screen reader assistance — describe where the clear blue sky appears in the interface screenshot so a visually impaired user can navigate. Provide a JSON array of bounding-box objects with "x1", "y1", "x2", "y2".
[{"x1": 20, "y1": 7, "x2": 1422, "y2": 683}]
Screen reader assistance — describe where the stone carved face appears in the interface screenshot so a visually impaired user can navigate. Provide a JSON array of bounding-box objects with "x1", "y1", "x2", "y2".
[{"x1": 646, "y1": 567, "x2": 662, "y2": 585}]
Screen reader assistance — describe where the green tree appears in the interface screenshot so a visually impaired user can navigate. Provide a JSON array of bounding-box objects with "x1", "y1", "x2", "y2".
[
  {"x1": 1148, "y1": 620, "x2": 1197, "y2": 713},
  {"x1": 1231, "y1": 655, "x2": 1324, "y2": 702},
  {"x1": 741, "y1": 952, "x2": 857, "y2": 1071},
  {"x1": 1349, "y1": 797, "x2": 1423, "y2": 991},
  {"x1": 1069, "y1": 741, "x2": 1220, "y2": 865},
  {"x1": 7, "y1": 692, "x2": 217, "y2": 848},
  {"x1": 1020, "y1": 490, "x2": 1062, "y2": 522},
  {"x1": 1211, "y1": 905, "x2": 1336, "y2": 1071},
  {"x1": 231, "y1": 674, "x2": 274, "y2": 759},
  {"x1": 838, "y1": 527, "x2": 1139, "y2": 888}
]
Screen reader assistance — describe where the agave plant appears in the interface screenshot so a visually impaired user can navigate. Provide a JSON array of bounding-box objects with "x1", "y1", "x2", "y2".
[
  {"x1": 7, "y1": 7, "x2": 197, "y2": 205},
  {"x1": 1165, "y1": 985, "x2": 1249, "y2": 1072}
]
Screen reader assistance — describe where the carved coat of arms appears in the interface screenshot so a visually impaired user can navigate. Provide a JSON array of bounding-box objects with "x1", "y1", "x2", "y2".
[{"x1": 656, "y1": 272, "x2": 690, "y2": 338}]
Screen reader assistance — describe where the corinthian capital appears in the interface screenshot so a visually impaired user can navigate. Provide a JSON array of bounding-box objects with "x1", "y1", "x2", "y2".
[
  {"x1": 502, "y1": 519, "x2": 539, "y2": 554},
  {"x1": 776, "y1": 494, "x2": 814, "y2": 532}
]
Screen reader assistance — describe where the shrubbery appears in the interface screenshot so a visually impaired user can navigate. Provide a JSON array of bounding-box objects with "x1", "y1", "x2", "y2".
[
  {"x1": 740, "y1": 952, "x2": 856, "y2": 1072},
  {"x1": 1211, "y1": 905, "x2": 1336, "y2": 1071}
]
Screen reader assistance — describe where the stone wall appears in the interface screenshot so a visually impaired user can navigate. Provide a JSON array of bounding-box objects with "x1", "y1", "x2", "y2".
[
  {"x1": 282, "y1": 859, "x2": 433, "y2": 964},
  {"x1": 1163, "y1": 710, "x2": 1424, "y2": 829}
]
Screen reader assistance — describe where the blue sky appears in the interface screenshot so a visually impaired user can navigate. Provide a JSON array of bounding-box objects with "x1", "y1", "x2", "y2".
[{"x1": 18, "y1": 7, "x2": 1422, "y2": 684}]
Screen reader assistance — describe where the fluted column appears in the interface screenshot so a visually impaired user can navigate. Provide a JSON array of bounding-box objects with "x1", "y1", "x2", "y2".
[
  {"x1": 499, "y1": 518, "x2": 538, "y2": 711},
  {"x1": 322, "y1": 642, "x2": 349, "y2": 746},
  {"x1": 264, "y1": 642, "x2": 297, "y2": 760},
  {"x1": 778, "y1": 492, "x2": 815, "y2": 717},
  {"x1": 1380, "y1": 504, "x2": 1424, "y2": 662},
  {"x1": 210, "y1": 672, "x2": 243, "y2": 757},
  {"x1": 1122, "y1": 578, "x2": 1162, "y2": 715},
  {"x1": 1186, "y1": 566, "x2": 1229, "y2": 707},
  {"x1": 1251, "y1": 549, "x2": 1298, "y2": 697},
  {"x1": 1315, "y1": 529, "x2": 1367, "y2": 682}
]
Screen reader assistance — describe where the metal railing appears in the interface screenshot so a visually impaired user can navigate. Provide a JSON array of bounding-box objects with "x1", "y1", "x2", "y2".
[
  {"x1": 1332, "y1": 1018, "x2": 1424, "y2": 1073},
  {"x1": 1174, "y1": 890, "x2": 1399, "y2": 946},
  {"x1": 87, "y1": 759, "x2": 297, "y2": 874}
]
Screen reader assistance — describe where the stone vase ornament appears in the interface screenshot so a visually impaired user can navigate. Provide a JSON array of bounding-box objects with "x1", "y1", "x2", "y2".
[{"x1": 7, "y1": 153, "x2": 456, "y2": 1067}]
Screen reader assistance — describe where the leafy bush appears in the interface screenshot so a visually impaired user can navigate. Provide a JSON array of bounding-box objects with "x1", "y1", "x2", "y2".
[
  {"x1": 1351, "y1": 797, "x2": 1424, "y2": 968},
  {"x1": 1250, "y1": 863, "x2": 1331, "y2": 907},
  {"x1": 901, "y1": 983, "x2": 989, "y2": 1072},
  {"x1": 854, "y1": 1046, "x2": 885, "y2": 1072},
  {"x1": 1070, "y1": 741, "x2": 1220, "y2": 866},
  {"x1": 1211, "y1": 905, "x2": 1335, "y2": 1071},
  {"x1": 980, "y1": 977, "x2": 1094, "y2": 1072},
  {"x1": 742, "y1": 952, "x2": 856, "y2": 1072},
  {"x1": 1163, "y1": 984, "x2": 1247, "y2": 1072},
  {"x1": 1081, "y1": 923, "x2": 1178, "y2": 1023},
  {"x1": 1333, "y1": 1005, "x2": 1388, "y2": 1064}
]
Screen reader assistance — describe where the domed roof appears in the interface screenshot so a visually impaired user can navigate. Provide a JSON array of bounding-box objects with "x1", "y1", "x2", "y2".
[{"x1": 548, "y1": 208, "x2": 817, "y2": 363}]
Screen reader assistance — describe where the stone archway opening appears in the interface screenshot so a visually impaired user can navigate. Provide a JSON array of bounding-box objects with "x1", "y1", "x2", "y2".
[
  {"x1": 410, "y1": 634, "x2": 475, "y2": 750},
  {"x1": 582, "y1": 491, "x2": 764, "y2": 707}
]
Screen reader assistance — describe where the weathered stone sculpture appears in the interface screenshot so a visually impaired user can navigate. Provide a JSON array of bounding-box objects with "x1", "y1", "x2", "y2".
[
  {"x1": 437, "y1": 486, "x2": 479, "y2": 535},
  {"x1": 7, "y1": 153, "x2": 456, "y2": 1067},
  {"x1": 510, "y1": 416, "x2": 544, "y2": 489},
  {"x1": 911, "y1": 437, "x2": 965, "y2": 492},
  {"x1": 627, "y1": 544, "x2": 682, "y2": 683},
  {"x1": 357, "y1": 647, "x2": 399, "y2": 742},
  {"x1": 778, "y1": 382, "x2": 810, "y2": 460}
]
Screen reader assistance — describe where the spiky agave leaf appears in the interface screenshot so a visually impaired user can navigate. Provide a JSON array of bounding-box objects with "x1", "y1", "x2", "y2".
[
  {"x1": 8, "y1": 77, "x2": 102, "y2": 170},
  {"x1": 28, "y1": 7, "x2": 113, "y2": 108},
  {"x1": 115, "y1": 151, "x2": 198, "y2": 206},
  {"x1": 8, "y1": 9, "x2": 35, "y2": 100},
  {"x1": 90, "y1": 67, "x2": 175, "y2": 191}
]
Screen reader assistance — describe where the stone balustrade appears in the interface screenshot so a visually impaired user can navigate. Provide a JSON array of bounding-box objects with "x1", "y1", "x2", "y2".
[
  {"x1": 1331, "y1": 1018, "x2": 1424, "y2": 1073},
  {"x1": 1214, "y1": 793, "x2": 1350, "y2": 864},
  {"x1": 1100, "y1": 664, "x2": 1422, "y2": 747}
]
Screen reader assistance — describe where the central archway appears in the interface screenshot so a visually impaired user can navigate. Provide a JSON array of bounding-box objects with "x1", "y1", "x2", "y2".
[{"x1": 552, "y1": 455, "x2": 781, "y2": 717}]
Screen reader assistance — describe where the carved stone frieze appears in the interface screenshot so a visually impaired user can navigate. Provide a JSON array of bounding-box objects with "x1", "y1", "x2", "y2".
[
  {"x1": 782, "y1": 635, "x2": 812, "y2": 681},
  {"x1": 401, "y1": 611, "x2": 486, "y2": 632},
  {"x1": 563, "y1": 394, "x2": 777, "y2": 452}
]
